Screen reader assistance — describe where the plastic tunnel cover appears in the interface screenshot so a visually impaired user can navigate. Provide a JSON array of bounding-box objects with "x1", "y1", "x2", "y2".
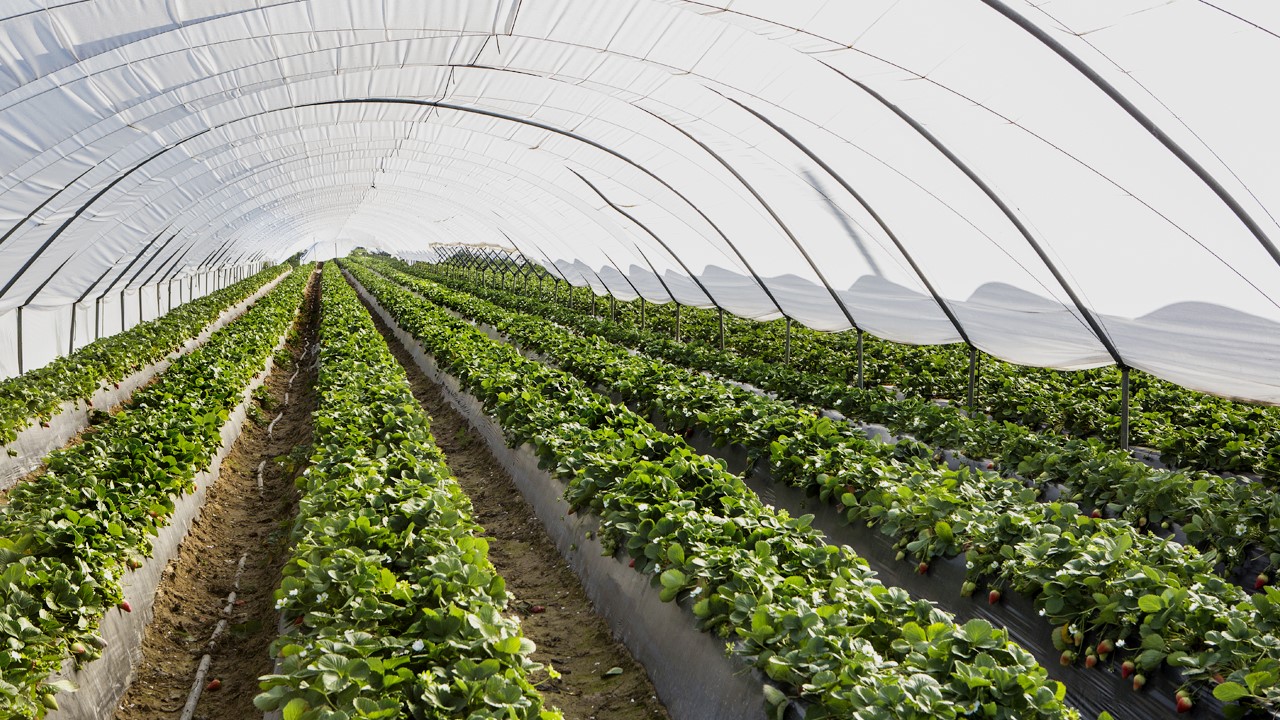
[{"x1": 0, "y1": 0, "x2": 1276, "y2": 403}]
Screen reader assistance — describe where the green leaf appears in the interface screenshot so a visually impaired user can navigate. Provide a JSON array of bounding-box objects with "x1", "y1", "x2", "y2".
[
  {"x1": 1213, "y1": 682, "x2": 1251, "y2": 703},
  {"x1": 1137, "y1": 594, "x2": 1165, "y2": 613},
  {"x1": 283, "y1": 697, "x2": 310, "y2": 720}
]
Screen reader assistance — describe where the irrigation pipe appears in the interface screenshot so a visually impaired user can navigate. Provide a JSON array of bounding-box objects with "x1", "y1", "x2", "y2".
[{"x1": 178, "y1": 552, "x2": 248, "y2": 720}]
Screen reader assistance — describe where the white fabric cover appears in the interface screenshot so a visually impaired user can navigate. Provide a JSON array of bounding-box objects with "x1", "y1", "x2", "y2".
[{"x1": 0, "y1": 0, "x2": 1277, "y2": 402}]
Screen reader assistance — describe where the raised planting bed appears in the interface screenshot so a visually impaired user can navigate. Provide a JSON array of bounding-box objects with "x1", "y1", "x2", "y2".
[
  {"x1": 349, "y1": 271, "x2": 766, "y2": 720},
  {"x1": 253, "y1": 264, "x2": 558, "y2": 720},
  {"x1": 344, "y1": 262, "x2": 1082, "y2": 720},
  {"x1": 0, "y1": 267, "x2": 291, "y2": 490},
  {"x1": 0, "y1": 268, "x2": 313, "y2": 719},
  {"x1": 362, "y1": 260, "x2": 1278, "y2": 718}
]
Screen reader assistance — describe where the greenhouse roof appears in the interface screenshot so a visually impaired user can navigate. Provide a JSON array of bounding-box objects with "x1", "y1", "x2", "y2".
[{"x1": 1, "y1": 0, "x2": 1278, "y2": 401}]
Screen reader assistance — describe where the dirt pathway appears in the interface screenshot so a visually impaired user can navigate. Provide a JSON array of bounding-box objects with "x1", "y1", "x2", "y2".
[
  {"x1": 359, "y1": 286, "x2": 671, "y2": 720},
  {"x1": 113, "y1": 271, "x2": 319, "y2": 720}
]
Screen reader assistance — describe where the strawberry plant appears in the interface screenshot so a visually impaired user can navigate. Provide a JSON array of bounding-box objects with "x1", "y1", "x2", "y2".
[
  {"x1": 0, "y1": 267, "x2": 311, "y2": 717},
  {"x1": 254, "y1": 264, "x2": 559, "y2": 720},
  {"x1": 359, "y1": 258, "x2": 1280, "y2": 717},
  {"x1": 344, "y1": 261, "x2": 1079, "y2": 719},
  {"x1": 0, "y1": 265, "x2": 288, "y2": 447}
]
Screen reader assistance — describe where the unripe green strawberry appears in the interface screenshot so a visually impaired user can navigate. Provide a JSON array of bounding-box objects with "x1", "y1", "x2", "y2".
[
  {"x1": 41, "y1": 694, "x2": 59, "y2": 711},
  {"x1": 1132, "y1": 674, "x2": 1146, "y2": 691}
]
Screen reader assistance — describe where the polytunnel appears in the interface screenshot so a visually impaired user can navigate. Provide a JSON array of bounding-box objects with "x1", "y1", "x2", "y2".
[{"x1": 2, "y1": 2, "x2": 1280, "y2": 720}]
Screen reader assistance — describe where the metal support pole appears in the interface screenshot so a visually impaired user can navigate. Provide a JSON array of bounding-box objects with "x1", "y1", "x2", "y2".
[
  {"x1": 68, "y1": 305, "x2": 77, "y2": 355},
  {"x1": 967, "y1": 346, "x2": 979, "y2": 412},
  {"x1": 610, "y1": 296, "x2": 616, "y2": 322},
  {"x1": 16, "y1": 307, "x2": 23, "y2": 375},
  {"x1": 785, "y1": 318, "x2": 792, "y2": 365},
  {"x1": 675, "y1": 303, "x2": 681, "y2": 342},
  {"x1": 857, "y1": 330, "x2": 865, "y2": 390},
  {"x1": 591, "y1": 294, "x2": 597, "y2": 318},
  {"x1": 640, "y1": 298, "x2": 646, "y2": 330},
  {"x1": 718, "y1": 308, "x2": 725, "y2": 350},
  {"x1": 120, "y1": 289, "x2": 126, "y2": 332},
  {"x1": 1120, "y1": 366, "x2": 1131, "y2": 451},
  {"x1": 95, "y1": 298, "x2": 102, "y2": 340}
]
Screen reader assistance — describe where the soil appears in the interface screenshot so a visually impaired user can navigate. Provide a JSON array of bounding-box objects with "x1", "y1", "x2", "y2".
[
  {"x1": 113, "y1": 270, "x2": 320, "y2": 720},
  {"x1": 359, "y1": 282, "x2": 671, "y2": 720}
]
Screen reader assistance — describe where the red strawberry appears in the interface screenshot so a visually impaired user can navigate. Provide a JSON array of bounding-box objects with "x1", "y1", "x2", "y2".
[
  {"x1": 1120, "y1": 661, "x2": 1136, "y2": 679},
  {"x1": 988, "y1": 589, "x2": 1002, "y2": 605},
  {"x1": 1132, "y1": 674, "x2": 1146, "y2": 691},
  {"x1": 1097, "y1": 639, "x2": 1114, "y2": 656},
  {"x1": 1256, "y1": 573, "x2": 1270, "y2": 590},
  {"x1": 986, "y1": 462, "x2": 996, "y2": 470},
  {"x1": 531, "y1": 605, "x2": 546, "y2": 614},
  {"x1": 1176, "y1": 690, "x2": 1193, "y2": 713},
  {"x1": 205, "y1": 679, "x2": 221, "y2": 692},
  {"x1": 1084, "y1": 653, "x2": 1098, "y2": 669},
  {"x1": 628, "y1": 558, "x2": 636, "y2": 568},
  {"x1": 119, "y1": 600, "x2": 132, "y2": 613},
  {"x1": 1090, "y1": 509, "x2": 1102, "y2": 519},
  {"x1": 1060, "y1": 651, "x2": 1075, "y2": 666},
  {"x1": 1212, "y1": 674, "x2": 1226, "y2": 685},
  {"x1": 917, "y1": 562, "x2": 929, "y2": 575}
]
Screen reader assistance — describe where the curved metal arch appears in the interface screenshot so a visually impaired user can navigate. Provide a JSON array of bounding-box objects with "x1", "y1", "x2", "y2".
[
  {"x1": 832, "y1": 70, "x2": 1125, "y2": 367},
  {"x1": 979, "y1": 0, "x2": 1280, "y2": 273},
  {"x1": 68, "y1": 126, "x2": 681, "y2": 290}
]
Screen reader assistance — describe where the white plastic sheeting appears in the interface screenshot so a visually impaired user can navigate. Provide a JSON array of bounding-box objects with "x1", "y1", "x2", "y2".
[{"x1": 0, "y1": 1, "x2": 1277, "y2": 401}]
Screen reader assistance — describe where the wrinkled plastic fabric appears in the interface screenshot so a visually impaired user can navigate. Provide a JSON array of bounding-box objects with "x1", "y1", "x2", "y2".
[{"x1": 0, "y1": 1, "x2": 1277, "y2": 402}]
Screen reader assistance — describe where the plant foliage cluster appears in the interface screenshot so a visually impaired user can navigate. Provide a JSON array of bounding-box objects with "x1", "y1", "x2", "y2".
[
  {"x1": 343, "y1": 260, "x2": 1079, "y2": 720},
  {"x1": 360, "y1": 258, "x2": 1280, "y2": 717},
  {"x1": 0, "y1": 266, "x2": 311, "y2": 717},
  {"x1": 0, "y1": 265, "x2": 289, "y2": 446},
  {"x1": 254, "y1": 264, "x2": 558, "y2": 720}
]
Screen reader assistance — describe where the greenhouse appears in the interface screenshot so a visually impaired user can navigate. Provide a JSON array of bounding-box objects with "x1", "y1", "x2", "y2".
[{"x1": 0, "y1": 1, "x2": 1277, "y2": 719}]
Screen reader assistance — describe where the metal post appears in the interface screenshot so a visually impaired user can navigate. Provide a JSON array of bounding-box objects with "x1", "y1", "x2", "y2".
[
  {"x1": 68, "y1": 305, "x2": 77, "y2": 355},
  {"x1": 857, "y1": 330, "x2": 865, "y2": 390},
  {"x1": 675, "y1": 303, "x2": 681, "y2": 342},
  {"x1": 120, "y1": 289, "x2": 126, "y2": 332},
  {"x1": 785, "y1": 318, "x2": 792, "y2": 365},
  {"x1": 95, "y1": 297, "x2": 102, "y2": 340},
  {"x1": 640, "y1": 298, "x2": 646, "y2": 329},
  {"x1": 1120, "y1": 366, "x2": 1131, "y2": 450},
  {"x1": 718, "y1": 308, "x2": 725, "y2": 350},
  {"x1": 967, "y1": 346, "x2": 979, "y2": 412},
  {"x1": 610, "y1": 296, "x2": 616, "y2": 322},
  {"x1": 15, "y1": 306, "x2": 23, "y2": 375},
  {"x1": 591, "y1": 294, "x2": 597, "y2": 318}
]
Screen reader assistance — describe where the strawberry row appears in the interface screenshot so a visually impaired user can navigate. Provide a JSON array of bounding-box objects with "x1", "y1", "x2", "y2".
[
  {"x1": 416, "y1": 261, "x2": 1276, "y2": 581},
  {"x1": 254, "y1": 264, "x2": 559, "y2": 719},
  {"x1": 360, "y1": 259, "x2": 1280, "y2": 715},
  {"x1": 0, "y1": 265, "x2": 312, "y2": 718},
  {"x1": 552, "y1": 277, "x2": 1279, "y2": 481},
  {"x1": 0, "y1": 264, "x2": 290, "y2": 446},
  {"x1": 343, "y1": 260, "x2": 1079, "y2": 720}
]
